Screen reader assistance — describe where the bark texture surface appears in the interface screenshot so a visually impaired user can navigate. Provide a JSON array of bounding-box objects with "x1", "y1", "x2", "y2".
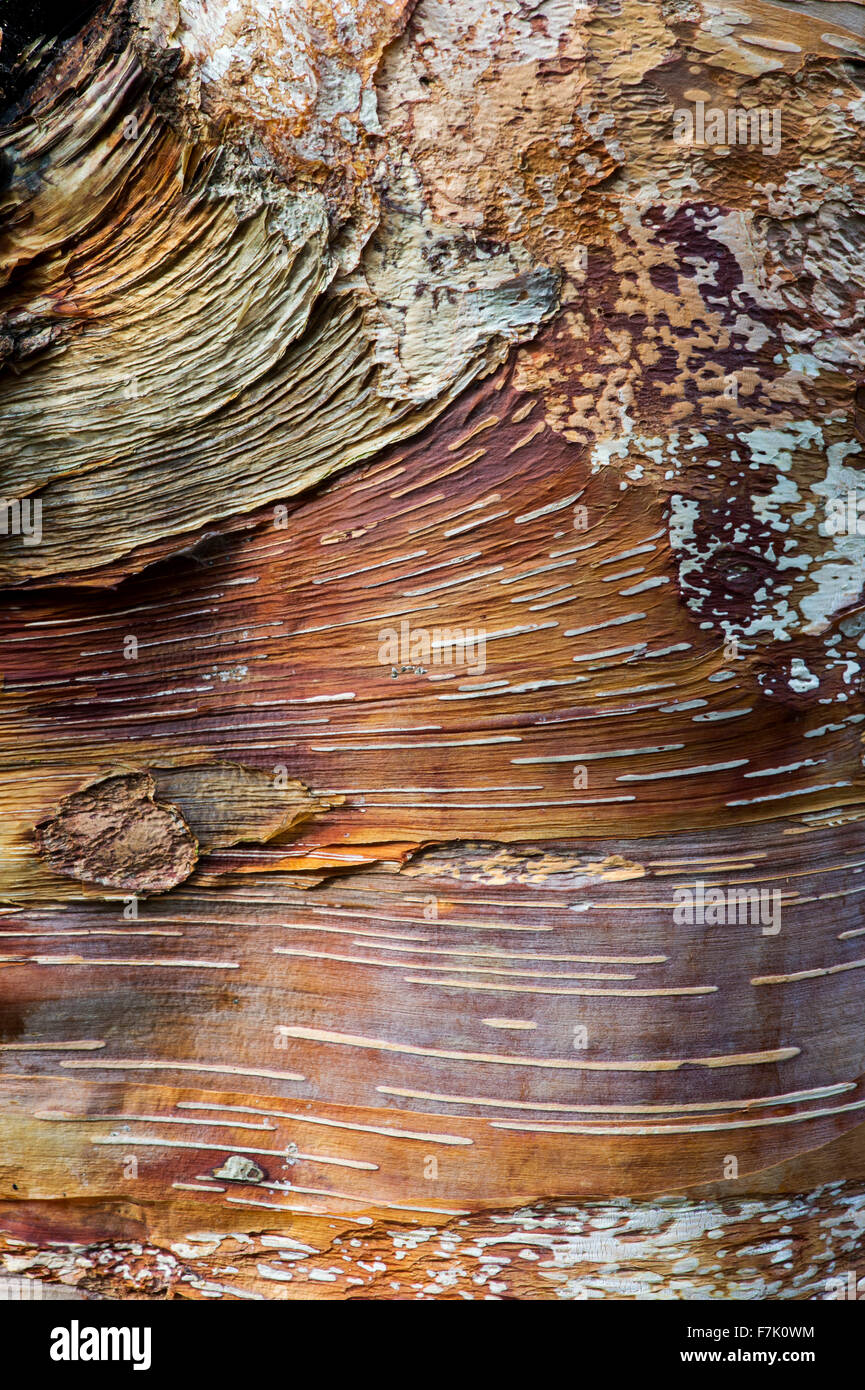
[{"x1": 1, "y1": 0, "x2": 865, "y2": 1299}]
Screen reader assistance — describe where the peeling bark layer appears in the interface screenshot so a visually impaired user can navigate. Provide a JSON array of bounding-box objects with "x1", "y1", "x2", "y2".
[
  {"x1": 2, "y1": 0, "x2": 865, "y2": 1300},
  {"x1": 2, "y1": 1183, "x2": 865, "y2": 1300}
]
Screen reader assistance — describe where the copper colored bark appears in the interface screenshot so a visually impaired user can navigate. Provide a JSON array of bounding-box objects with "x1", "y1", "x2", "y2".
[{"x1": 2, "y1": 0, "x2": 865, "y2": 1302}]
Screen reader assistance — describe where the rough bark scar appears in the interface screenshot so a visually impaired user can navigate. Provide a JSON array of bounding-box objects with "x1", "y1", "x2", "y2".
[
  {"x1": 32, "y1": 764, "x2": 334, "y2": 893},
  {"x1": 33, "y1": 772, "x2": 199, "y2": 892}
]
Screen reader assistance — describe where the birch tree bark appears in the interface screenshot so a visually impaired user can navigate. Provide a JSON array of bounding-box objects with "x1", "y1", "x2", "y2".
[{"x1": 1, "y1": 0, "x2": 865, "y2": 1300}]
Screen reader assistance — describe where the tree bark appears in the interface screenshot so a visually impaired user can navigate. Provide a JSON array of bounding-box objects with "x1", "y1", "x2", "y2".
[{"x1": 1, "y1": 0, "x2": 865, "y2": 1300}]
